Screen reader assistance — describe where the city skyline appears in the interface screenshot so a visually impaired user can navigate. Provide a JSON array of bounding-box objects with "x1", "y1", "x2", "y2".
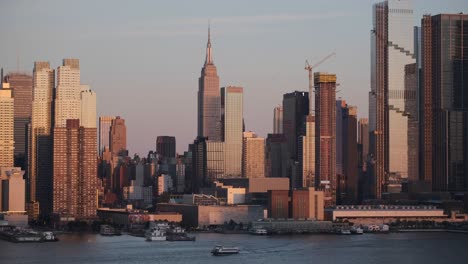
[{"x1": 1, "y1": 0, "x2": 467, "y2": 156}]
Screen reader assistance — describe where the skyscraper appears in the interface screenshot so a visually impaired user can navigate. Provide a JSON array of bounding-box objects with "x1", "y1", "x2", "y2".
[
  {"x1": 343, "y1": 106, "x2": 358, "y2": 203},
  {"x1": 283, "y1": 91, "x2": 309, "y2": 162},
  {"x1": 29, "y1": 61, "x2": 54, "y2": 217},
  {"x1": 156, "y1": 136, "x2": 176, "y2": 158},
  {"x1": 55, "y1": 59, "x2": 81, "y2": 128},
  {"x1": 221, "y1": 86, "x2": 243, "y2": 178},
  {"x1": 242, "y1": 131, "x2": 265, "y2": 178},
  {"x1": 3, "y1": 73, "x2": 33, "y2": 165},
  {"x1": 273, "y1": 105, "x2": 283, "y2": 134},
  {"x1": 0, "y1": 87, "x2": 14, "y2": 168},
  {"x1": 421, "y1": 13, "x2": 468, "y2": 192},
  {"x1": 369, "y1": 0, "x2": 415, "y2": 198},
  {"x1": 80, "y1": 85, "x2": 97, "y2": 129},
  {"x1": 110, "y1": 116, "x2": 127, "y2": 157},
  {"x1": 266, "y1": 133, "x2": 289, "y2": 178},
  {"x1": 314, "y1": 72, "x2": 337, "y2": 206},
  {"x1": 198, "y1": 27, "x2": 221, "y2": 141},
  {"x1": 53, "y1": 119, "x2": 97, "y2": 219},
  {"x1": 99, "y1": 116, "x2": 115, "y2": 155},
  {"x1": 358, "y1": 118, "x2": 370, "y2": 200},
  {"x1": 299, "y1": 115, "x2": 315, "y2": 188}
]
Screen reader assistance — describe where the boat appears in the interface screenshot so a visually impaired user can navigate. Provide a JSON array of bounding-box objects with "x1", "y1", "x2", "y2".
[
  {"x1": 336, "y1": 228, "x2": 351, "y2": 235},
  {"x1": 42, "y1": 231, "x2": 59, "y2": 242},
  {"x1": 166, "y1": 226, "x2": 196, "y2": 241},
  {"x1": 145, "y1": 227, "x2": 167, "y2": 241},
  {"x1": 211, "y1": 245, "x2": 240, "y2": 256},
  {"x1": 249, "y1": 228, "x2": 268, "y2": 235},
  {"x1": 350, "y1": 227, "x2": 364, "y2": 235},
  {"x1": 100, "y1": 225, "x2": 121, "y2": 236}
]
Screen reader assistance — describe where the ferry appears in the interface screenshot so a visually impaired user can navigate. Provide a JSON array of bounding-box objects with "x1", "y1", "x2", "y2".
[
  {"x1": 145, "y1": 224, "x2": 168, "y2": 241},
  {"x1": 211, "y1": 245, "x2": 240, "y2": 256},
  {"x1": 249, "y1": 228, "x2": 268, "y2": 235}
]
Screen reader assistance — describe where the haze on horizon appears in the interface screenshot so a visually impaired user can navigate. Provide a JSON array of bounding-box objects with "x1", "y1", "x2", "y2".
[{"x1": 1, "y1": 0, "x2": 466, "y2": 156}]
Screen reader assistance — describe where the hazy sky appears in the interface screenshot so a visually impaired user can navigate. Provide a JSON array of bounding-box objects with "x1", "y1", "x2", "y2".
[{"x1": 1, "y1": 0, "x2": 467, "y2": 155}]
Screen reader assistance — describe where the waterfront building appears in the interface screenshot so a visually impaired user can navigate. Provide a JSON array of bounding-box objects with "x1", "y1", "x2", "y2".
[
  {"x1": 109, "y1": 116, "x2": 127, "y2": 157},
  {"x1": 242, "y1": 131, "x2": 265, "y2": 178},
  {"x1": 0, "y1": 167, "x2": 26, "y2": 213},
  {"x1": 198, "y1": 26, "x2": 221, "y2": 141},
  {"x1": 268, "y1": 190, "x2": 290, "y2": 219},
  {"x1": 421, "y1": 13, "x2": 468, "y2": 192},
  {"x1": 156, "y1": 136, "x2": 176, "y2": 159},
  {"x1": 221, "y1": 86, "x2": 243, "y2": 178},
  {"x1": 314, "y1": 72, "x2": 337, "y2": 206},
  {"x1": 3, "y1": 73, "x2": 33, "y2": 164},
  {"x1": 291, "y1": 188, "x2": 325, "y2": 220},
  {"x1": 29, "y1": 61, "x2": 54, "y2": 217},
  {"x1": 53, "y1": 119, "x2": 97, "y2": 220},
  {"x1": 273, "y1": 105, "x2": 283, "y2": 134},
  {"x1": 369, "y1": 0, "x2": 416, "y2": 198},
  {"x1": 99, "y1": 116, "x2": 115, "y2": 155}
]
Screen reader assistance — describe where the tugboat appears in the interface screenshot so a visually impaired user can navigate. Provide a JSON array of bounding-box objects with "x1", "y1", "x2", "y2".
[
  {"x1": 350, "y1": 226, "x2": 364, "y2": 235},
  {"x1": 211, "y1": 245, "x2": 240, "y2": 256},
  {"x1": 145, "y1": 223, "x2": 169, "y2": 241}
]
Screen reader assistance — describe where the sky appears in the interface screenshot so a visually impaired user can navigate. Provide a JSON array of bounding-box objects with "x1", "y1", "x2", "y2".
[{"x1": 1, "y1": 0, "x2": 467, "y2": 156}]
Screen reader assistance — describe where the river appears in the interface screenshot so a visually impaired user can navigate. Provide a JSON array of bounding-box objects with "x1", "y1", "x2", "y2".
[{"x1": 1, "y1": 232, "x2": 467, "y2": 264}]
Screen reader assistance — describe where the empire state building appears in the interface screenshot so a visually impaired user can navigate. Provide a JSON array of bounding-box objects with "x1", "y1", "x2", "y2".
[{"x1": 198, "y1": 26, "x2": 221, "y2": 141}]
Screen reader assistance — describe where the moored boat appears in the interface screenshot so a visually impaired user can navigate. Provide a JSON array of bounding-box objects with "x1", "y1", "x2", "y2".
[{"x1": 249, "y1": 228, "x2": 268, "y2": 235}]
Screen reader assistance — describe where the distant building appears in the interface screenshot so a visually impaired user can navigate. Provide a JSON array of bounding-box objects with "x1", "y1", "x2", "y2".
[
  {"x1": 282, "y1": 91, "x2": 309, "y2": 164},
  {"x1": 268, "y1": 190, "x2": 290, "y2": 219},
  {"x1": 369, "y1": 0, "x2": 416, "y2": 199},
  {"x1": 198, "y1": 27, "x2": 221, "y2": 141},
  {"x1": 99, "y1": 116, "x2": 115, "y2": 155},
  {"x1": 314, "y1": 72, "x2": 337, "y2": 206},
  {"x1": 3, "y1": 73, "x2": 33, "y2": 163},
  {"x1": 29, "y1": 61, "x2": 54, "y2": 217},
  {"x1": 421, "y1": 13, "x2": 468, "y2": 192},
  {"x1": 157, "y1": 174, "x2": 173, "y2": 195},
  {"x1": 80, "y1": 85, "x2": 97, "y2": 129},
  {"x1": 221, "y1": 86, "x2": 243, "y2": 178},
  {"x1": 343, "y1": 106, "x2": 358, "y2": 204},
  {"x1": 156, "y1": 136, "x2": 176, "y2": 159},
  {"x1": 265, "y1": 133, "x2": 289, "y2": 178},
  {"x1": 53, "y1": 119, "x2": 97, "y2": 220},
  {"x1": 0, "y1": 167, "x2": 26, "y2": 213},
  {"x1": 298, "y1": 115, "x2": 315, "y2": 188},
  {"x1": 273, "y1": 105, "x2": 283, "y2": 134},
  {"x1": 54, "y1": 59, "x2": 81, "y2": 128},
  {"x1": 0, "y1": 88, "x2": 14, "y2": 168},
  {"x1": 109, "y1": 116, "x2": 127, "y2": 157},
  {"x1": 242, "y1": 131, "x2": 265, "y2": 178}
]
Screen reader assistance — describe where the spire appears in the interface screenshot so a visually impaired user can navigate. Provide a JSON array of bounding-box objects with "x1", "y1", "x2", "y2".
[{"x1": 205, "y1": 23, "x2": 213, "y2": 65}]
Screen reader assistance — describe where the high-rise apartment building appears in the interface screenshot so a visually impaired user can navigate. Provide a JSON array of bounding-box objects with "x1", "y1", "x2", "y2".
[
  {"x1": 273, "y1": 105, "x2": 283, "y2": 134},
  {"x1": 358, "y1": 118, "x2": 370, "y2": 200},
  {"x1": 198, "y1": 27, "x2": 221, "y2": 141},
  {"x1": 369, "y1": 0, "x2": 416, "y2": 198},
  {"x1": 314, "y1": 72, "x2": 337, "y2": 206},
  {"x1": 54, "y1": 59, "x2": 81, "y2": 128},
  {"x1": 156, "y1": 136, "x2": 176, "y2": 159},
  {"x1": 343, "y1": 106, "x2": 358, "y2": 203},
  {"x1": 3, "y1": 73, "x2": 33, "y2": 162},
  {"x1": 29, "y1": 61, "x2": 54, "y2": 216},
  {"x1": 53, "y1": 119, "x2": 97, "y2": 219},
  {"x1": 421, "y1": 13, "x2": 468, "y2": 192},
  {"x1": 221, "y1": 86, "x2": 243, "y2": 178},
  {"x1": 109, "y1": 116, "x2": 127, "y2": 157},
  {"x1": 242, "y1": 131, "x2": 265, "y2": 178},
  {"x1": 0, "y1": 87, "x2": 14, "y2": 168},
  {"x1": 99, "y1": 116, "x2": 115, "y2": 155},
  {"x1": 283, "y1": 91, "x2": 309, "y2": 162}
]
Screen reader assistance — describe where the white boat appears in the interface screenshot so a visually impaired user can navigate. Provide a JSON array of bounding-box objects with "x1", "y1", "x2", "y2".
[
  {"x1": 350, "y1": 227, "x2": 364, "y2": 235},
  {"x1": 250, "y1": 228, "x2": 268, "y2": 235},
  {"x1": 42, "y1": 231, "x2": 59, "y2": 241},
  {"x1": 145, "y1": 228, "x2": 167, "y2": 241},
  {"x1": 337, "y1": 229, "x2": 351, "y2": 235},
  {"x1": 211, "y1": 245, "x2": 240, "y2": 256}
]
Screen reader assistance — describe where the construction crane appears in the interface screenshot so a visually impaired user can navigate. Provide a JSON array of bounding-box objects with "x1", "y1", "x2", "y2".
[{"x1": 304, "y1": 52, "x2": 336, "y2": 114}]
